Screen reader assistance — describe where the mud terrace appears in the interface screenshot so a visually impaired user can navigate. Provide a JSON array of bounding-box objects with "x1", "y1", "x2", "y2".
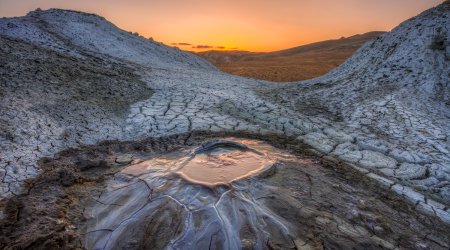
[{"x1": 0, "y1": 2, "x2": 449, "y2": 249}]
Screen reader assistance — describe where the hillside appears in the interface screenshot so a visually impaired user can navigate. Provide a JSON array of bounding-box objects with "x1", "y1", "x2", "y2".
[
  {"x1": 0, "y1": 9, "x2": 213, "y2": 70},
  {"x1": 197, "y1": 31, "x2": 385, "y2": 81}
]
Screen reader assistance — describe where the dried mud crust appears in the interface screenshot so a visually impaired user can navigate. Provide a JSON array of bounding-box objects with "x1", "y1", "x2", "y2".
[
  {"x1": 0, "y1": 36, "x2": 153, "y2": 196},
  {"x1": 1, "y1": 3, "x2": 449, "y2": 214},
  {"x1": 0, "y1": 131, "x2": 449, "y2": 249},
  {"x1": 0, "y1": 36, "x2": 153, "y2": 117}
]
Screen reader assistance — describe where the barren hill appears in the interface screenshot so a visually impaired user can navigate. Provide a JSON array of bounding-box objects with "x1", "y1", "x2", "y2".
[
  {"x1": 0, "y1": 9, "x2": 213, "y2": 70},
  {"x1": 197, "y1": 31, "x2": 385, "y2": 81}
]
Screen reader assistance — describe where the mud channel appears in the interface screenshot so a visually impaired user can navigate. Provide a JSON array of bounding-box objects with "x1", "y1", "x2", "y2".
[{"x1": 1, "y1": 131, "x2": 449, "y2": 249}]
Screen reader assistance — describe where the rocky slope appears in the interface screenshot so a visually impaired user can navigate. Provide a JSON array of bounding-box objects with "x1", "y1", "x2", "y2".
[{"x1": 0, "y1": 2, "x2": 449, "y2": 249}]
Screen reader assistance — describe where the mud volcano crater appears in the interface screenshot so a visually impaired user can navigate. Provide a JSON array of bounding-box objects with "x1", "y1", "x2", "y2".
[
  {"x1": 176, "y1": 139, "x2": 276, "y2": 186},
  {"x1": 1, "y1": 132, "x2": 449, "y2": 249}
]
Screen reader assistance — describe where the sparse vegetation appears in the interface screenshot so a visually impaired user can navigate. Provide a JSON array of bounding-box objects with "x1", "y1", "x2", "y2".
[{"x1": 198, "y1": 32, "x2": 385, "y2": 82}]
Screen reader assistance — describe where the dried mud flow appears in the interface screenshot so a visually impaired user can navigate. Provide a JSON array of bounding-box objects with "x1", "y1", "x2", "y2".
[{"x1": 1, "y1": 132, "x2": 449, "y2": 250}]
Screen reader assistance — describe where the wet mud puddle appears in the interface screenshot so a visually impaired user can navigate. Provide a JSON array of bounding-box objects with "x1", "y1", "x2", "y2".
[
  {"x1": 79, "y1": 137, "x2": 450, "y2": 250},
  {"x1": 171, "y1": 139, "x2": 274, "y2": 186}
]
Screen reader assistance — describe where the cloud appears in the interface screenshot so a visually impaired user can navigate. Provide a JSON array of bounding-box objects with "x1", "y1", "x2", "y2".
[
  {"x1": 192, "y1": 45, "x2": 214, "y2": 49},
  {"x1": 190, "y1": 44, "x2": 230, "y2": 50},
  {"x1": 171, "y1": 42, "x2": 192, "y2": 46}
]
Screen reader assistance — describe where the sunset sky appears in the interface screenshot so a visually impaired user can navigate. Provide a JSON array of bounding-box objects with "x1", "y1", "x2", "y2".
[{"x1": 0, "y1": 0, "x2": 444, "y2": 52}]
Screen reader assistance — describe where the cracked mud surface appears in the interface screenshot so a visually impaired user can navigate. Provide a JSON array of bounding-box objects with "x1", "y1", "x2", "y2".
[
  {"x1": 0, "y1": 35, "x2": 153, "y2": 197},
  {"x1": 0, "y1": 3, "x2": 449, "y2": 249},
  {"x1": 1, "y1": 132, "x2": 449, "y2": 249}
]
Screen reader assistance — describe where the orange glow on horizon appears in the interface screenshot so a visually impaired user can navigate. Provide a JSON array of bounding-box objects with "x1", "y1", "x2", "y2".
[{"x1": 0, "y1": 0, "x2": 444, "y2": 52}]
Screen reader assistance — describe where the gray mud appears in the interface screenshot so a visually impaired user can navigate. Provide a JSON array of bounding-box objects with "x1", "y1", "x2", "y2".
[{"x1": 0, "y1": 132, "x2": 449, "y2": 249}]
